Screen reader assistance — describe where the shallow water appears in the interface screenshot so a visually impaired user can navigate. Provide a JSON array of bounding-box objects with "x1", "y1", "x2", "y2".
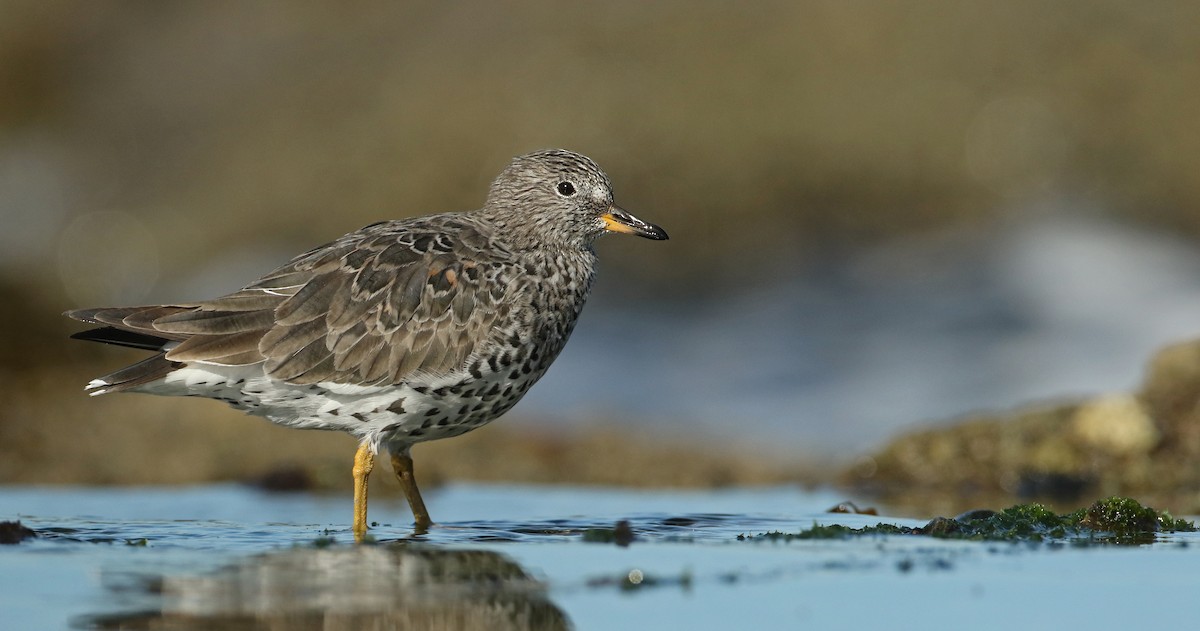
[{"x1": 2, "y1": 484, "x2": 1197, "y2": 630}]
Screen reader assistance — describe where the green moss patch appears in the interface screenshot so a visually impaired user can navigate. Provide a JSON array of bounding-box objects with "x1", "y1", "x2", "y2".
[{"x1": 741, "y1": 497, "x2": 1195, "y2": 545}]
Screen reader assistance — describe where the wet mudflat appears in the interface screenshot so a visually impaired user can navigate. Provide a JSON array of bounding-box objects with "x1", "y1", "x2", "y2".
[{"x1": 2, "y1": 484, "x2": 1197, "y2": 630}]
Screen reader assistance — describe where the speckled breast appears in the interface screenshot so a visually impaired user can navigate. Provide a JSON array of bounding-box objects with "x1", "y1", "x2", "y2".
[{"x1": 379, "y1": 247, "x2": 596, "y2": 445}]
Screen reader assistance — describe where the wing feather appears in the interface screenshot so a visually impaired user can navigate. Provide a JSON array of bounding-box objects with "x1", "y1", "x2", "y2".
[
  {"x1": 67, "y1": 214, "x2": 519, "y2": 387},
  {"x1": 154, "y1": 309, "x2": 276, "y2": 335},
  {"x1": 275, "y1": 273, "x2": 348, "y2": 325},
  {"x1": 334, "y1": 329, "x2": 382, "y2": 371},
  {"x1": 166, "y1": 330, "x2": 265, "y2": 364},
  {"x1": 258, "y1": 315, "x2": 329, "y2": 358}
]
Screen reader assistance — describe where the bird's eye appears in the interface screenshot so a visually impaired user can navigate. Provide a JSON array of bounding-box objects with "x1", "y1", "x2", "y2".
[{"x1": 556, "y1": 181, "x2": 577, "y2": 197}]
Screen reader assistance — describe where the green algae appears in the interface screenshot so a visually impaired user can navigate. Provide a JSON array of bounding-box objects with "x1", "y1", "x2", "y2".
[
  {"x1": 739, "y1": 522, "x2": 909, "y2": 541},
  {"x1": 1070, "y1": 496, "x2": 1193, "y2": 536},
  {"x1": 743, "y1": 497, "x2": 1195, "y2": 545}
]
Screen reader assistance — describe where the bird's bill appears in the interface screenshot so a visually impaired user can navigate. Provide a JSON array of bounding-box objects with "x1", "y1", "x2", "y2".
[{"x1": 601, "y1": 205, "x2": 669, "y2": 240}]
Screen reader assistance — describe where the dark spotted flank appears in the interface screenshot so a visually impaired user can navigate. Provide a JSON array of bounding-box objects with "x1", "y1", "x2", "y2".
[{"x1": 65, "y1": 149, "x2": 668, "y2": 539}]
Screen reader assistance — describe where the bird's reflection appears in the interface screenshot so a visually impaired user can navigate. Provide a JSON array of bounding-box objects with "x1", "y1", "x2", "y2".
[{"x1": 82, "y1": 544, "x2": 570, "y2": 631}]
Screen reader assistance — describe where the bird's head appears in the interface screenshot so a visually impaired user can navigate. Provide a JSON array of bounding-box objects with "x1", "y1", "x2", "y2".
[{"x1": 482, "y1": 149, "x2": 668, "y2": 248}]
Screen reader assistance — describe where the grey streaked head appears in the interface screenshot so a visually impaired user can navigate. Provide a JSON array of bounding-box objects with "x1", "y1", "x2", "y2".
[{"x1": 479, "y1": 149, "x2": 668, "y2": 248}]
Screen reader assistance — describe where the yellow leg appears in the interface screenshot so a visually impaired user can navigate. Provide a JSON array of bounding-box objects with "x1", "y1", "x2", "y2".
[
  {"x1": 352, "y1": 444, "x2": 374, "y2": 542},
  {"x1": 391, "y1": 449, "x2": 432, "y2": 531}
]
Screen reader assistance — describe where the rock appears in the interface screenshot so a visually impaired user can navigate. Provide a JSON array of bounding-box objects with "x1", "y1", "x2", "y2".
[
  {"x1": 1070, "y1": 394, "x2": 1158, "y2": 456},
  {"x1": 1139, "y1": 339, "x2": 1200, "y2": 457},
  {"x1": 843, "y1": 337, "x2": 1200, "y2": 514},
  {"x1": 0, "y1": 521, "x2": 36, "y2": 544}
]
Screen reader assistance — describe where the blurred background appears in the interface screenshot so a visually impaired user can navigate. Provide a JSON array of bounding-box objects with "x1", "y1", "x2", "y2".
[{"x1": 4, "y1": 1, "x2": 1200, "y2": 491}]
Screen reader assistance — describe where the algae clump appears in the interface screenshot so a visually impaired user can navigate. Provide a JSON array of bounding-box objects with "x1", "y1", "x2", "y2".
[{"x1": 744, "y1": 497, "x2": 1194, "y2": 545}]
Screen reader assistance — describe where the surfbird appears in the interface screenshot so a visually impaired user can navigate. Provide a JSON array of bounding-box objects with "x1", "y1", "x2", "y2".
[{"x1": 65, "y1": 149, "x2": 668, "y2": 540}]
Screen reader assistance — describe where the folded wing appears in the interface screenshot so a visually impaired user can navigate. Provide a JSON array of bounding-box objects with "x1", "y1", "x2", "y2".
[{"x1": 66, "y1": 216, "x2": 519, "y2": 388}]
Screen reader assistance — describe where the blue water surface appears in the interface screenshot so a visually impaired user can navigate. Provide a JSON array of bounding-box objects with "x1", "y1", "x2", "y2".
[{"x1": 1, "y1": 484, "x2": 1196, "y2": 630}]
